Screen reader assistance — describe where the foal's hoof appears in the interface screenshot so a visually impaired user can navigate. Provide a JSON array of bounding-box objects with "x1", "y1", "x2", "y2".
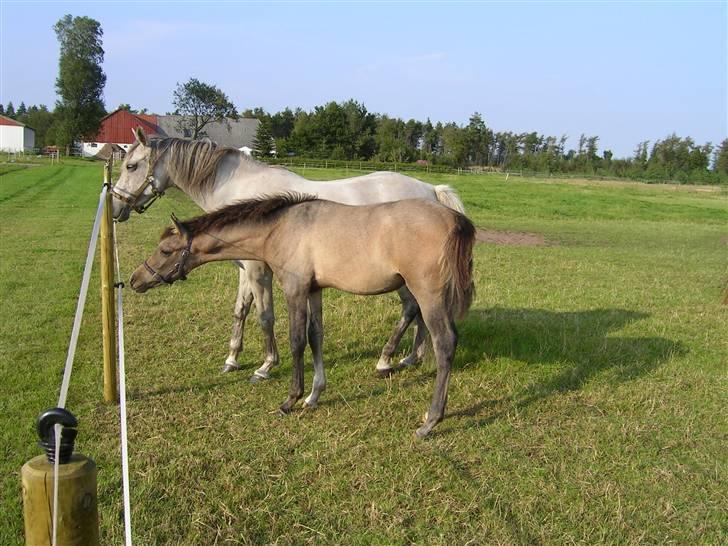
[
  {"x1": 376, "y1": 368, "x2": 395, "y2": 379},
  {"x1": 399, "y1": 355, "x2": 421, "y2": 368},
  {"x1": 222, "y1": 362, "x2": 241, "y2": 373},
  {"x1": 414, "y1": 425, "x2": 432, "y2": 439},
  {"x1": 278, "y1": 401, "x2": 296, "y2": 415}
]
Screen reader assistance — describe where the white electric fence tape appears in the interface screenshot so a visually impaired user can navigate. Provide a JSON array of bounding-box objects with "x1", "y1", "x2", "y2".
[
  {"x1": 113, "y1": 222, "x2": 134, "y2": 546},
  {"x1": 52, "y1": 185, "x2": 109, "y2": 546}
]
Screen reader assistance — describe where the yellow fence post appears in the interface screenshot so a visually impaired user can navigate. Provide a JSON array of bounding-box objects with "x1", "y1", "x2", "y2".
[{"x1": 101, "y1": 160, "x2": 118, "y2": 403}]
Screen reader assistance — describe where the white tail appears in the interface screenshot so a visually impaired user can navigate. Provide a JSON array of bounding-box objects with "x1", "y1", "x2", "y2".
[{"x1": 434, "y1": 185, "x2": 466, "y2": 214}]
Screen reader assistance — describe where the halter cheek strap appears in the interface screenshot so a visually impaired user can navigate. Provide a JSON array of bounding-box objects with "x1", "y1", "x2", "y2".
[
  {"x1": 111, "y1": 148, "x2": 165, "y2": 214},
  {"x1": 143, "y1": 236, "x2": 193, "y2": 285}
]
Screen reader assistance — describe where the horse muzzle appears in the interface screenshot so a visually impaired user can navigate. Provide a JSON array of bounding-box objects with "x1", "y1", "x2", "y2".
[{"x1": 112, "y1": 200, "x2": 131, "y2": 222}]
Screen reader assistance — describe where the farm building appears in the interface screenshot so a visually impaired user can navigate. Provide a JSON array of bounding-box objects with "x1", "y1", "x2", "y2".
[
  {"x1": 83, "y1": 109, "x2": 260, "y2": 158},
  {"x1": 0, "y1": 115, "x2": 35, "y2": 152}
]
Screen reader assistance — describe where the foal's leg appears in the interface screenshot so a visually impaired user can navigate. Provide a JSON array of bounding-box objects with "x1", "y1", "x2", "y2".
[
  {"x1": 304, "y1": 290, "x2": 326, "y2": 408},
  {"x1": 246, "y1": 261, "x2": 280, "y2": 382},
  {"x1": 414, "y1": 300, "x2": 457, "y2": 438},
  {"x1": 399, "y1": 313, "x2": 429, "y2": 367},
  {"x1": 223, "y1": 263, "x2": 254, "y2": 373},
  {"x1": 279, "y1": 288, "x2": 308, "y2": 413},
  {"x1": 376, "y1": 287, "x2": 422, "y2": 376}
]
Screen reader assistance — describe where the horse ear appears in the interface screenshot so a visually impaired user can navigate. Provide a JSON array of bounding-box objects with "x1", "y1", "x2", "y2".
[
  {"x1": 170, "y1": 214, "x2": 189, "y2": 237},
  {"x1": 133, "y1": 126, "x2": 148, "y2": 147}
]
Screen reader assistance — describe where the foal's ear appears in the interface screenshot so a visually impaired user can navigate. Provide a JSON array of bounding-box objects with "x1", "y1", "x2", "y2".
[
  {"x1": 133, "y1": 127, "x2": 148, "y2": 147},
  {"x1": 170, "y1": 214, "x2": 189, "y2": 237}
]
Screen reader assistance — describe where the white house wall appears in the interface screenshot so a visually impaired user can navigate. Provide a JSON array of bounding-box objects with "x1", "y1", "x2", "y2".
[{"x1": 0, "y1": 126, "x2": 26, "y2": 152}]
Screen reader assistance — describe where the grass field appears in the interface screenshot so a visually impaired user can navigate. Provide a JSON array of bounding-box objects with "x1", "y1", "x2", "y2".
[{"x1": 1, "y1": 163, "x2": 726, "y2": 544}]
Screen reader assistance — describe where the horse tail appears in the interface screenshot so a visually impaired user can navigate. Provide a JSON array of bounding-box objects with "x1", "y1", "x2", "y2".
[
  {"x1": 439, "y1": 212, "x2": 476, "y2": 320},
  {"x1": 434, "y1": 185, "x2": 466, "y2": 214}
]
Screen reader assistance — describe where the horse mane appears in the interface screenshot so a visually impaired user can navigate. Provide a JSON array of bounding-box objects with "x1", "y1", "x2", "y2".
[
  {"x1": 150, "y1": 137, "x2": 261, "y2": 198},
  {"x1": 169, "y1": 193, "x2": 319, "y2": 237}
]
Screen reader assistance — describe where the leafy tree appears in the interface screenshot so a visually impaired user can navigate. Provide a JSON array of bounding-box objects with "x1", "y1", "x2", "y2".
[
  {"x1": 53, "y1": 14, "x2": 106, "y2": 153},
  {"x1": 252, "y1": 120, "x2": 274, "y2": 157},
  {"x1": 5, "y1": 101, "x2": 15, "y2": 118},
  {"x1": 16, "y1": 102, "x2": 27, "y2": 117},
  {"x1": 17, "y1": 105, "x2": 56, "y2": 147},
  {"x1": 118, "y1": 103, "x2": 137, "y2": 113},
  {"x1": 269, "y1": 107, "x2": 295, "y2": 139},
  {"x1": 714, "y1": 139, "x2": 728, "y2": 175},
  {"x1": 375, "y1": 116, "x2": 410, "y2": 163},
  {"x1": 440, "y1": 122, "x2": 469, "y2": 166},
  {"x1": 172, "y1": 78, "x2": 238, "y2": 139},
  {"x1": 0, "y1": 104, "x2": 4, "y2": 116}
]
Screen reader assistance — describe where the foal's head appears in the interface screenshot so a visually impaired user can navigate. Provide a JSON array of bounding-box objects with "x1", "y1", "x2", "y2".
[{"x1": 129, "y1": 215, "x2": 196, "y2": 293}]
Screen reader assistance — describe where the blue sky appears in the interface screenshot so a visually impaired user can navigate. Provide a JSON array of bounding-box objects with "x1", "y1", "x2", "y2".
[{"x1": 1, "y1": 1, "x2": 725, "y2": 157}]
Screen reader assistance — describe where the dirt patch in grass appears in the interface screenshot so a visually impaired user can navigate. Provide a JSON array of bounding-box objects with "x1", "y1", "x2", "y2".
[{"x1": 476, "y1": 228, "x2": 547, "y2": 246}]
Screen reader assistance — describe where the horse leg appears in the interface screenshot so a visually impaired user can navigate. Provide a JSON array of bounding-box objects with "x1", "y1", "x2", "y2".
[
  {"x1": 279, "y1": 288, "x2": 308, "y2": 413},
  {"x1": 246, "y1": 261, "x2": 280, "y2": 383},
  {"x1": 222, "y1": 264, "x2": 254, "y2": 373},
  {"x1": 304, "y1": 290, "x2": 326, "y2": 408},
  {"x1": 414, "y1": 301, "x2": 457, "y2": 438},
  {"x1": 400, "y1": 310, "x2": 429, "y2": 367},
  {"x1": 376, "y1": 286, "x2": 421, "y2": 376}
]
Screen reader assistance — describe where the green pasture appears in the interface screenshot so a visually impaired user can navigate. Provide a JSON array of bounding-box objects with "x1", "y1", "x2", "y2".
[{"x1": 1, "y1": 163, "x2": 726, "y2": 544}]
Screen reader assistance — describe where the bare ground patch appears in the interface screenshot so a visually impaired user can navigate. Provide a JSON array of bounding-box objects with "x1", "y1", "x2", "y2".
[{"x1": 476, "y1": 228, "x2": 548, "y2": 246}]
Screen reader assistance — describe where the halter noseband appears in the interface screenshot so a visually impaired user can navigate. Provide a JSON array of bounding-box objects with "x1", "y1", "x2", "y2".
[
  {"x1": 111, "y1": 147, "x2": 165, "y2": 214},
  {"x1": 143, "y1": 235, "x2": 193, "y2": 286}
]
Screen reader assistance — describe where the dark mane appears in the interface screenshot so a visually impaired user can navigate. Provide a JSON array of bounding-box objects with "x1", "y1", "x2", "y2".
[{"x1": 170, "y1": 193, "x2": 319, "y2": 237}]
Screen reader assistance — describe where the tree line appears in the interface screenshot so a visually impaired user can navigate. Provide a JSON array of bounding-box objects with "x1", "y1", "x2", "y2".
[{"x1": 245, "y1": 102, "x2": 727, "y2": 184}]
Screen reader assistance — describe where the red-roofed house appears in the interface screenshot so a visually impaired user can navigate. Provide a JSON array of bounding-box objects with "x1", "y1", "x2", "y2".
[
  {"x1": 83, "y1": 108, "x2": 260, "y2": 158},
  {"x1": 82, "y1": 109, "x2": 161, "y2": 157},
  {"x1": 0, "y1": 115, "x2": 35, "y2": 152}
]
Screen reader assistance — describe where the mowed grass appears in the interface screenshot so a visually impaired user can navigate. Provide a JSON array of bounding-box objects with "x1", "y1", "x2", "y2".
[{"x1": 1, "y1": 164, "x2": 726, "y2": 544}]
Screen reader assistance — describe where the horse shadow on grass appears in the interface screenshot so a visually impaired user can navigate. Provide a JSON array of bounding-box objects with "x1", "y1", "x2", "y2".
[{"x1": 439, "y1": 306, "x2": 686, "y2": 432}]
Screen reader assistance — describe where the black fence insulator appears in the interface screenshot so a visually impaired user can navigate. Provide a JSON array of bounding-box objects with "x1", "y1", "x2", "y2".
[{"x1": 37, "y1": 408, "x2": 78, "y2": 464}]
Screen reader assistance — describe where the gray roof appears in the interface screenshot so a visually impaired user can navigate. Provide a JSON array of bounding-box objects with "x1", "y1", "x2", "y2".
[{"x1": 156, "y1": 116, "x2": 260, "y2": 149}]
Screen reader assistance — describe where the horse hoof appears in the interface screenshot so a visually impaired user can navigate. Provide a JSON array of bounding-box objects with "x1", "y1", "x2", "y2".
[
  {"x1": 279, "y1": 403, "x2": 295, "y2": 415},
  {"x1": 303, "y1": 399, "x2": 318, "y2": 409},
  {"x1": 222, "y1": 362, "x2": 241, "y2": 373},
  {"x1": 399, "y1": 356, "x2": 420, "y2": 368},
  {"x1": 249, "y1": 372, "x2": 270, "y2": 384},
  {"x1": 414, "y1": 425, "x2": 431, "y2": 439},
  {"x1": 376, "y1": 368, "x2": 394, "y2": 379}
]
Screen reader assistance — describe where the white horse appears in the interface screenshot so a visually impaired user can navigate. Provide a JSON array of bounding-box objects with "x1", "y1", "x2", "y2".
[{"x1": 112, "y1": 127, "x2": 465, "y2": 381}]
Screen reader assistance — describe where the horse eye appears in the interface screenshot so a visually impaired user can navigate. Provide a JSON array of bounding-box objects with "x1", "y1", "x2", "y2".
[
  {"x1": 160, "y1": 249, "x2": 172, "y2": 256},
  {"x1": 126, "y1": 163, "x2": 136, "y2": 171}
]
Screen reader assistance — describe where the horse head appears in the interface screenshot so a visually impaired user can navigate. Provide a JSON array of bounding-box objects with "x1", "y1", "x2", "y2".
[
  {"x1": 129, "y1": 215, "x2": 195, "y2": 292},
  {"x1": 111, "y1": 127, "x2": 169, "y2": 221}
]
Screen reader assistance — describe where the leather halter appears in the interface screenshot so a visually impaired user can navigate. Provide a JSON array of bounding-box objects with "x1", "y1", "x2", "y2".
[
  {"x1": 142, "y1": 235, "x2": 193, "y2": 285},
  {"x1": 111, "y1": 147, "x2": 165, "y2": 214}
]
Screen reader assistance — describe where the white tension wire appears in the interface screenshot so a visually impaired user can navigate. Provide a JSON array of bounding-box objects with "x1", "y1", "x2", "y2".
[
  {"x1": 113, "y1": 221, "x2": 134, "y2": 546},
  {"x1": 53, "y1": 185, "x2": 108, "y2": 546}
]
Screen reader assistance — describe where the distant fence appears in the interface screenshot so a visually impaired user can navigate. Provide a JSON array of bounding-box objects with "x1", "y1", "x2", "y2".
[{"x1": 262, "y1": 156, "x2": 703, "y2": 186}]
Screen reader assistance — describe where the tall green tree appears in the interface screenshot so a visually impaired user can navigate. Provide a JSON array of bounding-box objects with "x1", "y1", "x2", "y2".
[
  {"x1": 714, "y1": 139, "x2": 728, "y2": 175},
  {"x1": 173, "y1": 78, "x2": 238, "y2": 139},
  {"x1": 5, "y1": 101, "x2": 15, "y2": 118},
  {"x1": 53, "y1": 14, "x2": 106, "y2": 153},
  {"x1": 252, "y1": 120, "x2": 275, "y2": 157}
]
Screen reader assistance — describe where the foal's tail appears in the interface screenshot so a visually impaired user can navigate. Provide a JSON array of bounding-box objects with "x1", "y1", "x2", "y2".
[
  {"x1": 434, "y1": 185, "x2": 466, "y2": 214},
  {"x1": 439, "y1": 212, "x2": 476, "y2": 320}
]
